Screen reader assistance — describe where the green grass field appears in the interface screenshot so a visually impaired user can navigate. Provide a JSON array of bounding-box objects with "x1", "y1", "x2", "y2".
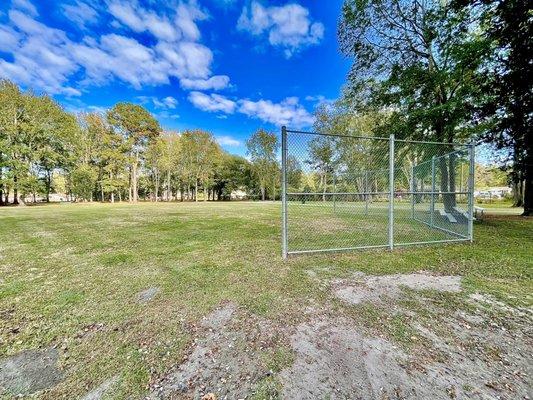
[{"x1": 0, "y1": 202, "x2": 531, "y2": 398}]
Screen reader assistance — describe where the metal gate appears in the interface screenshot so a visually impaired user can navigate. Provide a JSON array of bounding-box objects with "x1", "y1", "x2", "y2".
[{"x1": 281, "y1": 127, "x2": 474, "y2": 258}]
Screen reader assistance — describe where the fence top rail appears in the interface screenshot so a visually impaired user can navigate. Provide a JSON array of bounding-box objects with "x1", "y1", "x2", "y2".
[
  {"x1": 285, "y1": 129, "x2": 390, "y2": 141},
  {"x1": 284, "y1": 128, "x2": 471, "y2": 147}
]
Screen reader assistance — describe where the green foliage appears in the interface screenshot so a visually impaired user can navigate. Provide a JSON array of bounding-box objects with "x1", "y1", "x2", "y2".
[
  {"x1": 455, "y1": 0, "x2": 532, "y2": 213},
  {"x1": 0, "y1": 79, "x2": 79, "y2": 203},
  {"x1": 107, "y1": 103, "x2": 161, "y2": 202},
  {"x1": 107, "y1": 103, "x2": 161, "y2": 145},
  {"x1": 339, "y1": 0, "x2": 490, "y2": 143},
  {"x1": 475, "y1": 164, "x2": 509, "y2": 189},
  {"x1": 180, "y1": 130, "x2": 222, "y2": 201},
  {"x1": 71, "y1": 164, "x2": 97, "y2": 201},
  {"x1": 246, "y1": 129, "x2": 280, "y2": 200}
]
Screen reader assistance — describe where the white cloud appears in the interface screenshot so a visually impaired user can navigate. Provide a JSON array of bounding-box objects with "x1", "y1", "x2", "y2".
[
  {"x1": 216, "y1": 135, "x2": 241, "y2": 147},
  {"x1": 0, "y1": 10, "x2": 80, "y2": 95},
  {"x1": 137, "y1": 95, "x2": 178, "y2": 109},
  {"x1": 237, "y1": 1, "x2": 324, "y2": 57},
  {"x1": 0, "y1": 0, "x2": 229, "y2": 95},
  {"x1": 0, "y1": 26, "x2": 21, "y2": 52},
  {"x1": 157, "y1": 110, "x2": 180, "y2": 120},
  {"x1": 13, "y1": 0, "x2": 38, "y2": 17},
  {"x1": 161, "y1": 96, "x2": 178, "y2": 109},
  {"x1": 108, "y1": 1, "x2": 207, "y2": 42},
  {"x1": 180, "y1": 75, "x2": 230, "y2": 90},
  {"x1": 239, "y1": 96, "x2": 314, "y2": 127},
  {"x1": 61, "y1": 1, "x2": 98, "y2": 29},
  {"x1": 188, "y1": 91, "x2": 237, "y2": 113},
  {"x1": 188, "y1": 92, "x2": 314, "y2": 128},
  {"x1": 305, "y1": 95, "x2": 335, "y2": 107}
]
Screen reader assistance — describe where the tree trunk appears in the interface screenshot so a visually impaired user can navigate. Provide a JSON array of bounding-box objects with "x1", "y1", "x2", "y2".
[
  {"x1": 195, "y1": 181, "x2": 198, "y2": 202},
  {"x1": 261, "y1": 186, "x2": 265, "y2": 201},
  {"x1": 167, "y1": 170, "x2": 171, "y2": 201},
  {"x1": 0, "y1": 167, "x2": 3, "y2": 206},
  {"x1": 523, "y1": 154, "x2": 532, "y2": 215},
  {"x1": 132, "y1": 152, "x2": 139, "y2": 202},
  {"x1": 154, "y1": 170, "x2": 159, "y2": 202},
  {"x1": 13, "y1": 175, "x2": 19, "y2": 205},
  {"x1": 45, "y1": 170, "x2": 52, "y2": 202},
  {"x1": 322, "y1": 172, "x2": 327, "y2": 202},
  {"x1": 129, "y1": 169, "x2": 133, "y2": 202},
  {"x1": 512, "y1": 178, "x2": 524, "y2": 207}
]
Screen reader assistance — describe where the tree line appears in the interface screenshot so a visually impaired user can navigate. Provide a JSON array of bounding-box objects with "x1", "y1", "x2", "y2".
[
  {"x1": 0, "y1": 80, "x2": 285, "y2": 205},
  {"x1": 335, "y1": 0, "x2": 531, "y2": 215}
]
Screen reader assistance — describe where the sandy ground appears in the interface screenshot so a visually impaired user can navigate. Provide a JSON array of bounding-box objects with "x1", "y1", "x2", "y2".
[{"x1": 1, "y1": 272, "x2": 532, "y2": 399}]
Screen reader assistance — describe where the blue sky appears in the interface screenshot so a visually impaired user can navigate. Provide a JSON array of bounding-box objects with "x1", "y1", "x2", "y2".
[{"x1": 0, "y1": 0, "x2": 350, "y2": 156}]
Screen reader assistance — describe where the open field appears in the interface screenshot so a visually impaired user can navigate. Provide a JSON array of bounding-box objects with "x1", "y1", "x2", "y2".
[{"x1": 0, "y1": 202, "x2": 532, "y2": 399}]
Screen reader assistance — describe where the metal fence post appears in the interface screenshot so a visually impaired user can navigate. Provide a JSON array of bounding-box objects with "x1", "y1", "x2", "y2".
[
  {"x1": 388, "y1": 134, "x2": 395, "y2": 250},
  {"x1": 468, "y1": 142, "x2": 475, "y2": 242},
  {"x1": 365, "y1": 170, "x2": 369, "y2": 215},
  {"x1": 410, "y1": 164, "x2": 415, "y2": 219},
  {"x1": 333, "y1": 173, "x2": 336, "y2": 214},
  {"x1": 281, "y1": 126, "x2": 288, "y2": 259},
  {"x1": 430, "y1": 156, "x2": 436, "y2": 228}
]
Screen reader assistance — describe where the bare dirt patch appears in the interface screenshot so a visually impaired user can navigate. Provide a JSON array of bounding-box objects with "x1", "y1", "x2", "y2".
[
  {"x1": 0, "y1": 348, "x2": 63, "y2": 396},
  {"x1": 81, "y1": 375, "x2": 120, "y2": 400},
  {"x1": 280, "y1": 310, "x2": 532, "y2": 399},
  {"x1": 280, "y1": 316, "x2": 459, "y2": 399},
  {"x1": 148, "y1": 302, "x2": 284, "y2": 399},
  {"x1": 333, "y1": 271, "x2": 462, "y2": 305},
  {"x1": 145, "y1": 277, "x2": 531, "y2": 399}
]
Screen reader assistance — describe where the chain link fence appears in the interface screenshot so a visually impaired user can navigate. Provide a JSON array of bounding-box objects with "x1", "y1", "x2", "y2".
[{"x1": 281, "y1": 127, "x2": 474, "y2": 258}]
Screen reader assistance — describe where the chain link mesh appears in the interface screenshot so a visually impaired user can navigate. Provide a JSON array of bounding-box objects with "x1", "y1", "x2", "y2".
[{"x1": 282, "y1": 129, "x2": 473, "y2": 256}]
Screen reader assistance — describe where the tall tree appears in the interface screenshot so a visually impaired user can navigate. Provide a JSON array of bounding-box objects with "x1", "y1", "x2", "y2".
[
  {"x1": 339, "y1": 0, "x2": 490, "y2": 211},
  {"x1": 307, "y1": 136, "x2": 336, "y2": 201},
  {"x1": 33, "y1": 96, "x2": 79, "y2": 202},
  {"x1": 180, "y1": 130, "x2": 221, "y2": 202},
  {"x1": 107, "y1": 103, "x2": 160, "y2": 202},
  {"x1": 159, "y1": 132, "x2": 181, "y2": 201},
  {"x1": 456, "y1": 0, "x2": 532, "y2": 214},
  {"x1": 212, "y1": 154, "x2": 254, "y2": 200},
  {"x1": 246, "y1": 129, "x2": 279, "y2": 200},
  {"x1": 0, "y1": 80, "x2": 34, "y2": 205}
]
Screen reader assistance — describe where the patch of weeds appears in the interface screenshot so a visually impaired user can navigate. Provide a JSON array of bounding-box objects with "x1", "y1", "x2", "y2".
[
  {"x1": 246, "y1": 292, "x2": 278, "y2": 316},
  {"x1": 385, "y1": 314, "x2": 419, "y2": 348},
  {"x1": 481, "y1": 344, "x2": 503, "y2": 362},
  {"x1": 99, "y1": 252, "x2": 133, "y2": 266},
  {"x1": 56, "y1": 290, "x2": 85, "y2": 308},
  {"x1": 250, "y1": 375, "x2": 281, "y2": 400},
  {"x1": 113, "y1": 345, "x2": 150, "y2": 398},
  {"x1": 263, "y1": 347, "x2": 295, "y2": 373},
  {"x1": 351, "y1": 302, "x2": 384, "y2": 329},
  {"x1": 463, "y1": 383, "x2": 474, "y2": 392},
  {"x1": 0, "y1": 280, "x2": 25, "y2": 300}
]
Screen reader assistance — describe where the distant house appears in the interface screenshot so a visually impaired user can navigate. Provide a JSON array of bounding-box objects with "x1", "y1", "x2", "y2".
[
  {"x1": 230, "y1": 189, "x2": 248, "y2": 200},
  {"x1": 48, "y1": 193, "x2": 69, "y2": 202},
  {"x1": 474, "y1": 187, "x2": 512, "y2": 199},
  {"x1": 21, "y1": 193, "x2": 69, "y2": 203}
]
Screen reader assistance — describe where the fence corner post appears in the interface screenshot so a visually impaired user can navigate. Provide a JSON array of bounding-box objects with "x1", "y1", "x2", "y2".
[
  {"x1": 468, "y1": 142, "x2": 475, "y2": 242},
  {"x1": 430, "y1": 155, "x2": 436, "y2": 228},
  {"x1": 281, "y1": 126, "x2": 288, "y2": 259},
  {"x1": 410, "y1": 163, "x2": 415, "y2": 219},
  {"x1": 388, "y1": 134, "x2": 395, "y2": 250}
]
